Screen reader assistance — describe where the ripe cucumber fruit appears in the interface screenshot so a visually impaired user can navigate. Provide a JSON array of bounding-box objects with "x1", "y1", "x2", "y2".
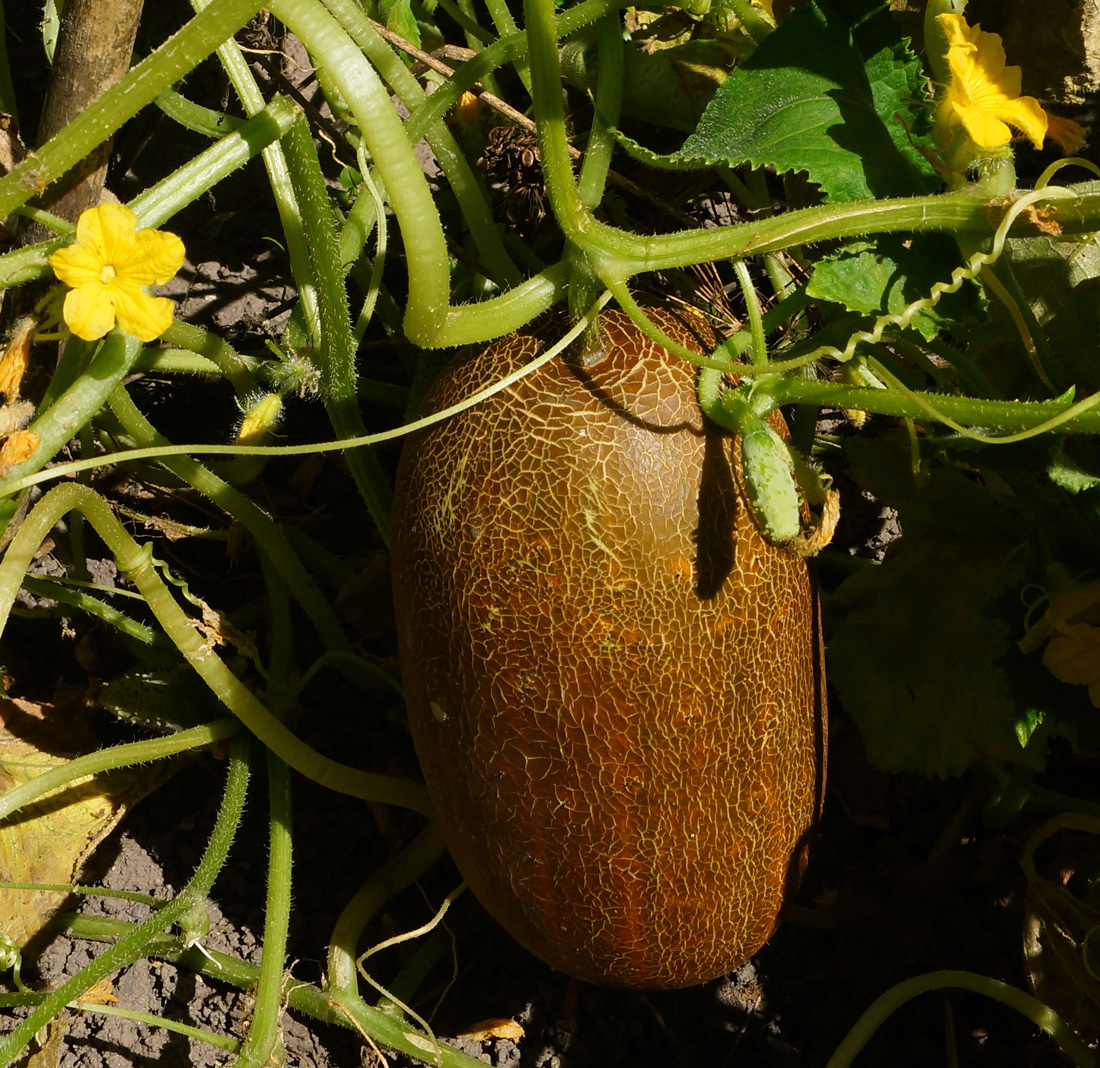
[{"x1": 391, "y1": 309, "x2": 826, "y2": 989}]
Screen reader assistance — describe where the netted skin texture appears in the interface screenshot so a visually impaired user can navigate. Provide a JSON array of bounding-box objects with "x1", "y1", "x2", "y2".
[{"x1": 391, "y1": 309, "x2": 826, "y2": 989}]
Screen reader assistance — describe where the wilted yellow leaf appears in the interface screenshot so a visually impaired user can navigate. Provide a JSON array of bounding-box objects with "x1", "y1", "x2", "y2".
[
  {"x1": 76, "y1": 977, "x2": 118, "y2": 1008},
  {"x1": 0, "y1": 689, "x2": 169, "y2": 949},
  {"x1": 456, "y1": 1018, "x2": 525, "y2": 1042}
]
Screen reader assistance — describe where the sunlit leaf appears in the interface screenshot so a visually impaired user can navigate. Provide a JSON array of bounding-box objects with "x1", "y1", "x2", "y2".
[
  {"x1": 806, "y1": 233, "x2": 985, "y2": 340},
  {"x1": 668, "y1": 0, "x2": 938, "y2": 200}
]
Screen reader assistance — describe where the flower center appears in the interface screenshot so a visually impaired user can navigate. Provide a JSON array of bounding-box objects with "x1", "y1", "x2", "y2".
[{"x1": 98, "y1": 264, "x2": 117, "y2": 285}]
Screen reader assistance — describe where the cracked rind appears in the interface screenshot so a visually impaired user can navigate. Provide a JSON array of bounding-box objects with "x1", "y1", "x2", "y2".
[{"x1": 391, "y1": 309, "x2": 826, "y2": 989}]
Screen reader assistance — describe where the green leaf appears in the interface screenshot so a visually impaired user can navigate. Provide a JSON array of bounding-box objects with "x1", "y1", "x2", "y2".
[
  {"x1": 669, "y1": 0, "x2": 938, "y2": 200},
  {"x1": 380, "y1": 0, "x2": 421, "y2": 50},
  {"x1": 1047, "y1": 439, "x2": 1100, "y2": 494},
  {"x1": 827, "y1": 431, "x2": 1031, "y2": 776},
  {"x1": 806, "y1": 233, "x2": 985, "y2": 340},
  {"x1": 563, "y1": 27, "x2": 735, "y2": 134}
]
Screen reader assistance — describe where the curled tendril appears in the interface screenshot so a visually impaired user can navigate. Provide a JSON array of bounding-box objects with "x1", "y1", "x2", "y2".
[
  {"x1": 0, "y1": 933, "x2": 28, "y2": 992},
  {"x1": 732, "y1": 185, "x2": 1080, "y2": 378},
  {"x1": 1035, "y1": 157, "x2": 1100, "y2": 191}
]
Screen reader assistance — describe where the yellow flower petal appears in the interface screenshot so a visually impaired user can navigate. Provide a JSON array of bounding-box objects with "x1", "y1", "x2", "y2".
[
  {"x1": 75, "y1": 202, "x2": 138, "y2": 266},
  {"x1": 236, "y1": 393, "x2": 283, "y2": 446},
  {"x1": 130, "y1": 228, "x2": 185, "y2": 284},
  {"x1": 1047, "y1": 113, "x2": 1088, "y2": 154},
  {"x1": 48, "y1": 243, "x2": 106, "y2": 289},
  {"x1": 109, "y1": 280, "x2": 175, "y2": 343},
  {"x1": 49, "y1": 203, "x2": 185, "y2": 342},
  {"x1": 937, "y1": 13, "x2": 1048, "y2": 150},
  {"x1": 0, "y1": 430, "x2": 39, "y2": 471},
  {"x1": 1042, "y1": 622, "x2": 1100, "y2": 686},
  {"x1": 62, "y1": 284, "x2": 117, "y2": 341}
]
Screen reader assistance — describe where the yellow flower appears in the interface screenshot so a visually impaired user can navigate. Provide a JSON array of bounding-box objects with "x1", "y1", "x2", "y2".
[
  {"x1": 937, "y1": 13, "x2": 1047, "y2": 150},
  {"x1": 1019, "y1": 582, "x2": 1100, "y2": 710},
  {"x1": 48, "y1": 203, "x2": 185, "y2": 343}
]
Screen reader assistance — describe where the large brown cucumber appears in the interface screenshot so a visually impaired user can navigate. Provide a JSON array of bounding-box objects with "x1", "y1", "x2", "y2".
[{"x1": 390, "y1": 308, "x2": 826, "y2": 989}]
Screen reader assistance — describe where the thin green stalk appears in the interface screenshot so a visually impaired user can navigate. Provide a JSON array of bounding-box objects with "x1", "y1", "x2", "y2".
[
  {"x1": 327, "y1": 822, "x2": 447, "y2": 993},
  {"x1": 267, "y1": 0, "x2": 452, "y2": 345},
  {"x1": 191, "y1": 0, "x2": 322, "y2": 343},
  {"x1": 129, "y1": 94, "x2": 300, "y2": 230},
  {"x1": 158, "y1": 321, "x2": 261, "y2": 397},
  {"x1": 433, "y1": 0, "x2": 496, "y2": 44},
  {"x1": 349, "y1": 155, "x2": 387, "y2": 343},
  {"x1": 320, "y1": 0, "x2": 521, "y2": 287},
  {"x1": 764, "y1": 376, "x2": 1100, "y2": 437},
  {"x1": 984, "y1": 250, "x2": 1062, "y2": 389},
  {"x1": 20, "y1": 574, "x2": 162, "y2": 645},
  {"x1": 68, "y1": 424, "x2": 92, "y2": 583},
  {"x1": 402, "y1": 0, "x2": 619, "y2": 144},
  {"x1": 603, "y1": 188, "x2": 1100, "y2": 275},
  {"x1": 280, "y1": 116, "x2": 394, "y2": 543},
  {"x1": 3, "y1": 334, "x2": 144, "y2": 487},
  {"x1": 325, "y1": 987, "x2": 492, "y2": 1068},
  {"x1": 235, "y1": 764, "x2": 292, "y2": 1065},
  {"x1": 0, "y1": 882, "x2": 159, "y2": 907},
  {"x1": 524, "y1": 0, "x2": 587, "y2": 240},
  {"x1": 293, "y1": 649, "x2": 402, "y2": 701},
  {"x1": 104, "y1": 384, "x2": 355, "y2": 670},
  {"x1": 0, "y1": 483, "x2": 431, "y2": 812},
  {"x1": 733, "y1": 259, "x2": 768, "y2": 367},
  {"x1": 47, "y1": 913, "x2": 348, "y2": 1027},
  {"x1": 0, "y1": 736, "x2": 251, "y2": 1068},
  {"x1": 36, "y1": 912, "x2": 489, "y2": 1066},
  {"x1": 155, "y1": 88, "x2": 247, "y2": 137},
  {"x1": 378, "y1": 927, "x2": 453, "y2": 1009},
  {"x1": 132, "y1": 349, "x2": 225, "y2": 377},
  {"x1": 478, "y1": 0, "x2": 530, "y2": 90},
  {"x1": 236, "y1": 561, "x2": 295, "y2": 1068},
  {"x1": 74, "y1": 1003, "x2": 241, "y2": 1054},
  {"x1": 0, "y1": 719, "x2": 240, "y2": 823},
  {"x1": 0, "y1": 0, "x2": 264, "y2": 220},
  {"x1": 577, "y1": 13, "x2": 622, "y2": 211},
  {"x1": 825, "y1": 970, "x2": 1094, "y2": 1068}
]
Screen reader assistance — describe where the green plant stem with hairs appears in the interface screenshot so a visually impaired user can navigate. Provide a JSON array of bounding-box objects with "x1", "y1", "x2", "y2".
[
  {"x1": 10, "y1": 0, "x2": 1100, "y2": 360},
  {"x1": 280, "y1": 115, "x2": 395, "y2": 542},
  {"x1": 235, "y1": 560, "x2": 296, "y2": 1067},
  {"x1": 7, "y1": 910, "x2": 493, "y2": 1068},
  {"x1": 0, "y1": 720, "x2": 240, "y2": 823},
  {"x1": 319, "y1": 0, "x2": 520, "y2": 287},
  {"x1": 103, "y1": 385, "x2": 360, "y2": 678},
  {"x1": 0, "y1": 482, "x2": 430, "y2": 813}
]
